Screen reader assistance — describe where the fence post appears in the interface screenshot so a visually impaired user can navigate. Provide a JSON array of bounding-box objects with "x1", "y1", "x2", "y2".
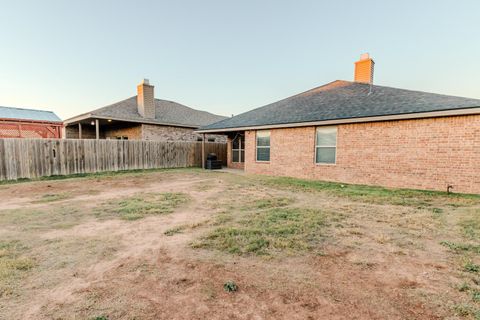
[
  {"x1": 201, "y1": 134, "x2": 205, "y2": 169},
  {"x1": 95, "y1": 119, "x2": 99, "y2": 140}
]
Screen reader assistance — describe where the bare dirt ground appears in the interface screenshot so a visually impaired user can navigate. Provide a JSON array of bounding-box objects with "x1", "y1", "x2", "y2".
[{"x1": 0, "y1": 168, "x2": 479, "y2": 320}]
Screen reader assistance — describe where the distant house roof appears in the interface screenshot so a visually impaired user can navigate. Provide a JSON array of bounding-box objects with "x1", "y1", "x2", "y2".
[
  {"x1": 198, "y1": 80, "x2": 480, "y2": 132},
  {"x1": 65, "y1": 96, "x2": 226, "y2": 128},
  {"x1": 0, "y1": 106, "x2": 61, "y2": 122}
]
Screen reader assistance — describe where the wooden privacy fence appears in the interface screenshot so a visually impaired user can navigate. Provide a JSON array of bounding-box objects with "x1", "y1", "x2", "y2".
[{"x1": 0, "y1": 138, "x2": 227, "y2": 181}]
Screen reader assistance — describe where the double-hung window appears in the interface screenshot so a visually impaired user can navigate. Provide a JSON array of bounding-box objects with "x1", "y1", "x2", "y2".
[
  {"x1": 256, "y1": 130, "x2": 270, "y2": 162},
  {"x1": 315, "y1": 126, "x2": 337, "y2": 164}
]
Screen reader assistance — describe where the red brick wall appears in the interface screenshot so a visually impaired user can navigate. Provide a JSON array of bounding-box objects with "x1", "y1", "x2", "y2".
[{"x1": 244, "y1": 115, "x2": 480, "y2": 194}]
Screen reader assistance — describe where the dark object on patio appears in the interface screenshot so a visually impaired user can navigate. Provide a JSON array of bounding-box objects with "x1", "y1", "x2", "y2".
[{"x1": 206, "y1": 153, "x2": 222, "y2": 170}]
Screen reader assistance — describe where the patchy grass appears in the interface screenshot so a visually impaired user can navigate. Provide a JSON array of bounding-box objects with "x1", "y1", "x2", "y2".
[
  {"x1": 464, "y1": 262, "x2": 480, "y2": 273},
  {"x1": 473, "y1": 290, "x2": 480, "y2": 302},
  {"x1": 459, "y1": 210, "x2": 480, "y2": 240},
  {"x1": 452, "y1": 303, "x2": 480, "y2": 319},
  {"x1": 457, "y1": 282, "x2": 471, "y2": 292},
  {"x1": 33, "y1": 192, "x2": 71, "y2": 203},
  {"x1": 40, "y1": 237, "x2": 121, "y2": 273},
  {"x1": 1, "y1": 169, "x2": 480, "y2": 319},
  {"x1": 251, "y1": 197, "x2": 294, "y2": 209},
  {"x1": 432, "y1": 207, "x2": 444, "y2": 219},
  {"x1": 254, "y1": 175, "x2": 480, "y2": 207},
  {"x1": 98, "y1": 192, "x2": 190, "y2": 220},
  {"x1": 195, "y1": 207, "x2": 331, "y2": 256},
  {"x1": 0, "y1": 241, "x2": 34, "y2": 297},
  {"x1": 0, "y1": 206, "x2": 86, "y2": 231},
  {"x1": 164, "y1": 226, "x2": 186, "y2": 236},
  {"x1": 440, "y1": 241, "x2": 480, "y2": 254},
  {"x1": 0, "y1": 167, "x2": 204, "y2": 186}
]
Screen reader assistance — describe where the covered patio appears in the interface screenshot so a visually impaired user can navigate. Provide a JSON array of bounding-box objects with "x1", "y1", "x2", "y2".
[
  {"x1": 200, "y1": 130, "x2": 245, "y2": 170},
  {"x1": 65, "y1": 117, "x2": 142, "y2": 140}
]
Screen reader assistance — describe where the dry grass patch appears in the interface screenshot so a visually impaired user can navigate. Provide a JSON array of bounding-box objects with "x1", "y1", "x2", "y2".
[
  {"x1": 0, "y1": 241, "x2": 34, "y2": 297},
  {"x1": 459, "y1": 208, "x2": 480, "y2": 240},
  {"x1": 194, "y1": 194, "x2": 337, "y2": 256},
  {"x1": 1, "y1": 169, "x2": 480, "y2": 319},
  {"x1": 440, "y1": 208, "x2": 480, "y2": 317},
  {"x1": 0, "y1": 206, "x2": 86, "y2": 231},
  {"x1": 39, "y1": 236, "x2": 121, "y2": 272},
  {"x1": 32, "y1": 192, "x2": 72, "y2": 203},
  {"x1": 441, "y1": 241, "x2": 480, "y2": 255},
  {"x1": 253, "y1": 175, "x2": 480, "y2": 207},
  {"x1": 97, "y1": 192, "x2": 190, "y2": 220},
  {"x1": 195, "y1": 207, "x2": 330, "y2": 255},
  {"x1": 248, "y1": 197, "x2": 294, "y2": 209},
  {"x1": 164, "y1": 225, "x2": 186, "y2": 236}
]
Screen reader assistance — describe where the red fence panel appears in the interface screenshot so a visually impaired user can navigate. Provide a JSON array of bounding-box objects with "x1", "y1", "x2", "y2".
[{"x1": 0, "y1": 120, "x2": 62, "y2": 139}]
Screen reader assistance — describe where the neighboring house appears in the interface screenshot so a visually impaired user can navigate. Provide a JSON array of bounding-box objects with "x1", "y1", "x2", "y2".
[
  {"x1": 197, "y1": 54, "x2": 480, "y2": 194},
  {"x1": 0, "y1": 106, "x2": 62, "y2": 139},
  {"x1": 64, "y1": 80, "x2": 227, "y2": 142}
]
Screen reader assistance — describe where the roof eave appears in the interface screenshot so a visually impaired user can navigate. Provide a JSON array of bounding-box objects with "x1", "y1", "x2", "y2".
[
  {"x1": 0, "y1": 117, "x2": 63, "y2": 125},
  {"x1": 63, "y1": 114, "x2": 200, "y2": 129},
  {"x1": 195, "y1": 107, "x2": 480, "y2": 133}
]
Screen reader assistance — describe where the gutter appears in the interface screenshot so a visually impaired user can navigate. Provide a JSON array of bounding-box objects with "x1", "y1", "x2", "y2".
[{"x1": 195, "y1": 107, "x2": 480, "y2": 133}]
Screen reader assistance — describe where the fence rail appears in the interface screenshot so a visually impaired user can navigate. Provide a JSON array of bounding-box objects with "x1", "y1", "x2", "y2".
[{"x1": 0, "y1": 139, "x2": 227, "y2": 181}]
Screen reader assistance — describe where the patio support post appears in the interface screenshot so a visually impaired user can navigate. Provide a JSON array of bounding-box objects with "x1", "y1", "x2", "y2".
[
  {"x1": 95, "y1": 119, "x2": 99, "y2": 140},
  {"x1": 78, "y1": 123, "x2": 82, "y2": 139},
  {"x1": 202, "y1": 133, "x2": 205, "y2": 169}
]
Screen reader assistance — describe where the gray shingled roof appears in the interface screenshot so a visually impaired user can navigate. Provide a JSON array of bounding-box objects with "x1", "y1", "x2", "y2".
[
  {"x1": 0, "y1": 106, "x2": 61, "y2": 122},
  {"x1": 67, "y1": 97, "x2": 226, "y2": 128},
  {"x1": 200, "y1": 80, "x2": 480, "y2": 130}
]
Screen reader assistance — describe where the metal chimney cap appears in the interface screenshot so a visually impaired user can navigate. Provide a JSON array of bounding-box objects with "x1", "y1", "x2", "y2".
[{"x1": 141, "y1": 79, "x2": 150, "y2": 85}]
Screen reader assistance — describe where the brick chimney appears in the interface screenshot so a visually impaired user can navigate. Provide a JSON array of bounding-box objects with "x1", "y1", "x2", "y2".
[
  {"x1": 354, "y1": 53, "x2": 374, "y2": 84},
  {"x1": 137, "y1": 79, "x2": 155, "y2": 119}
]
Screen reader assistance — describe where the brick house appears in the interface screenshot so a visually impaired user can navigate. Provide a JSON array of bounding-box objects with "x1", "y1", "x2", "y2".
[
  {"x1": 0, "y1": 106, "x2": 62, "y2": 138},
  {"x1": 64, "y1": 79, "x2": 226, "y2": 142},
  {"x1": 197, "y1": 54, "x2": 480, "y2": 194}
]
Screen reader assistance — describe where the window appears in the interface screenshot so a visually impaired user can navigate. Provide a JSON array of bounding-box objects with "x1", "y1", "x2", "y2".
[
  {"x1": 315, "y1": 126, "x2": 336, "y2": 164},
  {"x1": 256, "y1": 130, "x2": 270, "y2": 162},
  {"x1": 232, "y1": 134, "x2": 245, "y2": 163},
  {"x1": 208, "y1": 137, "x2": 216, "y2": 142}
]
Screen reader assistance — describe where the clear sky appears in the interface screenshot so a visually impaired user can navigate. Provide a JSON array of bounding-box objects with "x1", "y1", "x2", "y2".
[{"x1": 1, "y1": 0, "x2": 479, "y2": 119}]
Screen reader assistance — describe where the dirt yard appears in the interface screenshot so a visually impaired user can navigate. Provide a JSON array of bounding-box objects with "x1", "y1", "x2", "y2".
[{"x1": 0, "y1": 168, "x2": 479, "y2": 320}]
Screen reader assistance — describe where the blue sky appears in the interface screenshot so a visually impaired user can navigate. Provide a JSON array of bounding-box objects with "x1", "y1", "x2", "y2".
[{"x1": 0, "y1": 0, "x2": 479, "y2": 119}]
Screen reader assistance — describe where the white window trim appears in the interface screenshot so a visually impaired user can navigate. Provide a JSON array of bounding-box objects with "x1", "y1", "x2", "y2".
[
  {"x1": 256, "y1": 130, "x2": 271, "y2": 163},
  {"x1": 315, "y1": 126, "x2": 337, "y2": 165},
  {"x1": 232, "y1": 135, "x2": 244, "y2": 163}
]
